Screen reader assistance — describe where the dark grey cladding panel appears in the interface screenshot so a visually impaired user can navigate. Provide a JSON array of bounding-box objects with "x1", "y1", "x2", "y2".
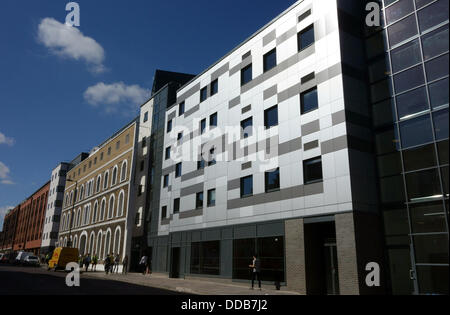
[
  {"x1": 222, "y1": 228, "x2": 233, "y2": 240},
  {"x1": 278, "y1": 137, "x2": 302, "y2": 155},
  {"x1": 180, "y1": 182, "x2": 204, "y2": 197},
  {"x1": 162, "y1": 165, "x2": 175, "y2": 176},
  {"x1": 211, "y1": 63, "x2": 229, "y2": 81},
  {"x1": 263, "y1": 85, "x2": 278, "y2": 100},
  {"x1": 332, "y1": 110, "x2": 346, "y2": 125},
  {"x1": 301, "y1": 120, "x2": 320, "y2": 136},
  {"x1": 229, "y1": 96, "x2": 241, "y2": 109},
  {"x1": 242, "y1": 51, "x2": 252, "y2": 60},
  {"x1": 229, "y1": 55, "x2": 253, "y2": 76},
  {"x1": 177, "y1": 82, "x2": 201, "y2": 104},
  {"x1": 241, "y1": 104, "x2": 252, "y2": 114},
  {"x1": 227, "y1": 178, "x2": 241, "y2": 191},
  {"x1": 179, "y1": 208, "x2": 203, "y2": 219},
  {"x1": 297, "y1": 7, "x2": 312, "y2": 23},
  {"x1": 321, "y1": 135, "x2": 348, "y2": 155},
  {"x1": 304, "y1": 140, "x2": 319, "y2": 151},
  {"x1": 234, "y1": 225, "x2": 257, "y2": 240},
  {"x1": 184, "y1": 104, "x2": 200, "y2": 118},
  {"x1": 227, "y1": 182, "x2": 324, "y2": 210},
  {"x1": 192, "y1": 231, "x2": 202, "y2": 241},
  {"x1": 276, "y1": 26, "x2": 298, "y2": 46},
  {"x1": 257, "y1": 221, "x2": 284, "y2": 237},
  {"x1": 181, "y1": 168, "x2": 204, "y2": 182},
  {"x1": 301, "y1": 72, "x2": 315, "y2": 84},
  {"x1": 202, "y1": 229, "x2": 221, "y2": 241},
  {"x1": 241, "y1": 162, "x2": 252, "y2": 170},
  {"x1": 168, "y1": 111, "x2": 177, "y2": 121},
  {"x1": 263, "y1": 29, "x2": 276, "y2": 46}
]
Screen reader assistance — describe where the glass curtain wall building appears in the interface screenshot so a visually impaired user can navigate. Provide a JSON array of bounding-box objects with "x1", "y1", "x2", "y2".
[{"x1": 366, "y1": 0, "x2": 448, "y2": 294}]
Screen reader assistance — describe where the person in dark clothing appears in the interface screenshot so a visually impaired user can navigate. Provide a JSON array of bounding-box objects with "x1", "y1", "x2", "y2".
[
  {"x1": 83, "y1": 254, "x2": 91, "y2": 272},
  {"x1": 249, "y1": 254, "x2": 262, "y2": 290},
  {"x1": 122, "y1": 255, "x2": 129, "y2": 274}
]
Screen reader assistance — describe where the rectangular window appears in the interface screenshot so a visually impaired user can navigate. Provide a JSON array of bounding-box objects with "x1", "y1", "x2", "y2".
[
  {"x1": 200, "y1": 119, "x2": 207, "y2": 134},
  {"x1": 200, "y1": 87, "x2": 208, "y2": 102},
  {"x1": 167, "y1": 120, "x2": 172, "y2": 133},
  {"x1": 263, "y1": 48, "x2": 277, "y2": 72},
  {"x1": 163, "y1": 175, "x2": 169, "y2": 188},
  {"x1": 208, "y1": 148, "x2": 216, "y2": 166},
  {"x1": 240, "y1": 175, "x2": 253, "y2": 198},
  {"x1": 303, "y1": 157, "x2": 323, "y2": 184},
  {"x1": 391, "y1": 39, "x2": 422, "y2": 73},
  {"x1": 300, "y1": 87, "x2": 319, "y2": 114},
  {"x1": 175, "y1": 162, "x2": 182, "y2": 178},
  {"x1": 174, "y1": 198, "x2": 180, "y2": 214},
  {"x1": 197, "y1": 159, "x2": 205, "y2": 170},
  {"x1": 396, "y1": 87, "x2": 429, "y2": 120},
  {"x1": 179, "y1": 102, "x2": 185, "y2": 116},
  {"x1": 140, "y1": 160, "x2": 145, "y2": 172},
  {"x1": 385, "y1": 0, "x2": 414, "y2": 24},
  {"x1": 388, "y1": 14, "x2": 418, "y2": 47},
  {"x1": 207, "y1": 189, "x2": 216, "y2": 207},
  {"x1": 298, "y1": 25, "x2": 315, "y2": 51},
  {"x1": 265, "y1": 168, "x2": 280, "y2": 193},
  {"x1": 143, "y1": 112, "x2": 149, "y2": 122},
  {"x1": 177, "y1": 132, "x2": 183, "y2": 141},
  {"x1": 107, "y1": 147, "x2": 111, "y2": 155},
  {"x1": 196, "y1": 192, "x2": 204, "y2": 209},
  {"x1": 400, "y1": 114, "x2": 433, "y2": 149},
  {"x1": 142, "y1": 136, "x2": 147, "y2": 148},
  {"x1": 190, "y1": 241, "x2": 221, "y2": 275},
  {"x1": 241, "y1": 117, "x2": 253, "y2": 139},
  {"x1": 210, "y1": 112, "x2": 218, "y2": 127},
  {"x1": 161, "y1": 206, "x2": 167, "y2": 220},
  {"x1": 210, "y1": 79, "x2": 218, "y2": 96},
  {"x1": 165, "y1": 147, "x2": 171, "y2": 160},
  {"x1": 422, "y1": 26, "x2": 448, "y2": 61},
  {"x1": 264, "y1": 105, "x2": 278, "y2": 129},
  {"x1": 429, "y1": 78, "x2": 449, "y2": 109},
  {"x1": 241, "y1": 64, "x2": 253, "y2": 86}
]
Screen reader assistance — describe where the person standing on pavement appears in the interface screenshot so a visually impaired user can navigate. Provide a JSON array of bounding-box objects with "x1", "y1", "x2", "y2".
[
  {"x1": 114, "y1": 254, "x2": 120, "y2": 274},
  {"x1": 122, "y1": 255, "x2": 129, "y2": 275},
  {"x1": 249, "y1": 254, "x2": 262, "y2": 290},
  {"x1": 104, "y1": 254, "x2": 111, "y2": 274},
  {"x1": 83, "y1": 253, "x2": 91, "y2": 272},
  {"x1": 91, "y1": 254, "x2": 98, "y2": 272},
  {"x1": 139, "y1": 255, "x2": 148, "y2": 275}
]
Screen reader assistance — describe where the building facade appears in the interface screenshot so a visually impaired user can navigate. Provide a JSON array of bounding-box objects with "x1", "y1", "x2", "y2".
[
  {"x1": 0, "y1": 206, "x2": 20, "y2": 252},
  {"x1": 13, "y1": 182, "x2": 50, "y2": 255},
  {"x1": 144, "y1": 0, "x2": 392, "y2": 295},
  {"x1": 58, "y1": 120, "x2": 139, "y2": 271},
  {"x1": 367, "y1": 0, "x2": 449, "y2": 295}
]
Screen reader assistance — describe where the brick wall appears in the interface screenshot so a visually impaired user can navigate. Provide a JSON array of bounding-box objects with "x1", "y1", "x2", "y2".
[{"x1": 285, "y1": 218, "x2": 306, "y2": 294}]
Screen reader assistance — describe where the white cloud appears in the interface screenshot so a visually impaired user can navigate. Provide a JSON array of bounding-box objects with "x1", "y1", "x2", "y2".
[
  {"x1": 37, "y1": 18, "x2": 106, "y2": 73},
  {"x1": 0, "y1": 132, "x2": 15, "y2": 146},
  {"x1": 84, "y1": 82, "x2": 150, "y2": 114},
  {"x1": 0, "y1": 206, "x2": 14, "y2": 230},
  {"x1": 0, "y1": 161, "x2": 14, "y2": 185}
]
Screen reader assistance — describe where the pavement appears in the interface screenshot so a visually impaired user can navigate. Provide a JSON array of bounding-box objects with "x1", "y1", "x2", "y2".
[{"x1": 82, "y1": 270, "x2": 301, "y2": 295}]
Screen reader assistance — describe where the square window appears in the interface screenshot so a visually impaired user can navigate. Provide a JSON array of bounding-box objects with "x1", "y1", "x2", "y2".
[
  {"x1": 179, "y1": 102, "x2": 185, "y2": 116},
  {"x1": 264, "y1": 105, "x2": 278, "y2": 129},
  {"x1": 211, "y1": 79, "x2": 218, "y2": 96},
  {"x1": 165, "y1": 147, "x2": 171, "y2": 160},
  {"x1": 298, "y1": 25, "x2": 315, "y2": 51},
  {"x1": 210, "y1": 113, "x2": 218, "y2": 127},
  {"x1": 200, "y1": 119, "x2": 207, "y2": 134},
  {"x1": 200, "y1": 87, "x2": 208, "y2": 102},
  {"x1": 207, "y1": 189, "x2": 216, "y2": 207},
  {"x1": 167, "y1": 120, "x2": 172, "y2": 133},
  {"x1": 241, "y1": 117, "x2": 253, "y2": 139},
  {"x1": 161, "y1": 206, "x2": 167, "y2": 220},
  {"x1": 175, "y1": 163, "x2": 182, "y2": 178},
  {"x1": 301, "y1": 87, "x2": 319, "y2": 114},
  {"x1": 241, "y1": 64, "x2": 253, "y2": 86},
  {"x1": 196, "y1": 192, "x2": 204, "y2": 209},
  {"x1": 163, "y1": 175, "x2": 169, "y2": 188},
  {"x1": 265, "y1": 168, "x2": 280, "y2": 192},
  {"x1": 263, "y1": 48, "x2": 277, "y2": 72},
  {"x1": 400, "y1": 114, "x2": 434, "y2": 149},
  {"x1": 240, "y1": 175, "x2": 253, "y2": 198},
  {"x1": 197, "y1": 159, "x2": 205, "y2": 170},
  {"x1": 174, "y1": 198, "x2": 180, "y2": 214},
  {"x1": 303, "y1": 157, "x2": 323, "y2": 184}
]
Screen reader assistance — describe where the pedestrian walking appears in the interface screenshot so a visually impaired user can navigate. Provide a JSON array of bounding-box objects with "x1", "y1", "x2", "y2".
[
  {"x1": 104, "y1": 254, "x2": 111, "y2": 274},
  {"x1": 249, "y1": 254, "x2": 262, "y2": 290},
  {"x1": 122, "y1": 255, "x2": 128, "y2": 274},
  {"x1": 83, "y1": 253, "x2": 91, "y2": 272},
  {"x1": 91, "y1": 254, "x2": 98, "y2": 272},
  {"x1": 114, "y1": 254, "x2": 120, "y2": 274},
  {"x1": 139, "y1": 255, "x2": 148, "y2": 275}
]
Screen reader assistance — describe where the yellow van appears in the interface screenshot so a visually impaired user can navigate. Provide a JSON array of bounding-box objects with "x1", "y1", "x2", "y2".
[{"x1": 48, "y1": 247, "x2": 79, "y2": 271}]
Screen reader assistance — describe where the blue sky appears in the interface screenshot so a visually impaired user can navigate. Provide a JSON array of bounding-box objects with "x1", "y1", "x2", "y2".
[{"x1": 0, "y1": 0, "x2": 296, "y2": 228}]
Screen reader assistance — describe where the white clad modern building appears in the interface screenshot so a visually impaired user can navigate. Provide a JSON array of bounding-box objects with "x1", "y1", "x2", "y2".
[{"x1": 146, "y1": 0, "x2": 386, "y2": 294}]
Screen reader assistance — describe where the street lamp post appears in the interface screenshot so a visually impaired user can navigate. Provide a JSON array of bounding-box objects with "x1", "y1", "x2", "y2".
[{"x1": 66, "y1": 179, "x2": 78, "y2": 248}]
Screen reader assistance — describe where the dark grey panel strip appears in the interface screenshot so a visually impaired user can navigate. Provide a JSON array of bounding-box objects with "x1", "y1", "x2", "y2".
[
  {"x1": 321, "y1": 135, "x2": 348, "y2": 155},
  {"x1": 242, "y1": 162, "x2": 252, "y2": 170},
  {"x1": 263, "y1": 85, "x2": 278, "y2": 100},
  {"x1": 181, "y1": 168, "x2": 204, "y2": 182},
  {"x1": 301, "y1": 72, "x2": 315, "y2": 84},
  {"x1": 228, "y1": 178, "x2": 241, "y2": 191},
  {"x1": 162, "y1": 165, "x2": 175, "y2": 176},
  {"x1": 177, "y1": 82, "x2": 200, "y2": 104},
  {"x1": 301, "y1": 120, "x2": 320, "y2": 136},
  {"x1": 241, "y1": 105, "x2": 251, "y2": 114},
  {"x1": 180, "y1": 182, "x2": 204, "y2": 197},
  {"x1": 276, "y1": 26, "x2": 298, "y2": 46},
  {"x1": 184, "y1": 104, "x2": 200, "y2": 118},
  {"x1": 211, "y1": 63, "x2": 229, "y2": 81},
  {"x1": 263, "y1": 29, "x2": 276, "y2": 46},
  {"x1": 227, "y1": 182, "x2": 324, "y2": 210},
  {"x1": 168, "y1": 111, "x2": 176, "y2": 121},
  {"x1": 230, "y1": 55, "x2": 252, "y2": 76},
  {"x1": 179, "y1": 208, "x2": 203, "y2": 219},
  {"x1": 304, "y1": 140, "x2": 319, "y2": 151},
  {"x1": 297, "y1": 8, "x2": 312, "y2": 23},
  {"x1": 242, "y1": 51, "x2": 251, "y2": 60},
  {"x1": 229, "y1": 96, "x2": 241, "y2": 109},
  {"x1": 332, "y1": 110, "x2": 346, "y2": 126}
]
